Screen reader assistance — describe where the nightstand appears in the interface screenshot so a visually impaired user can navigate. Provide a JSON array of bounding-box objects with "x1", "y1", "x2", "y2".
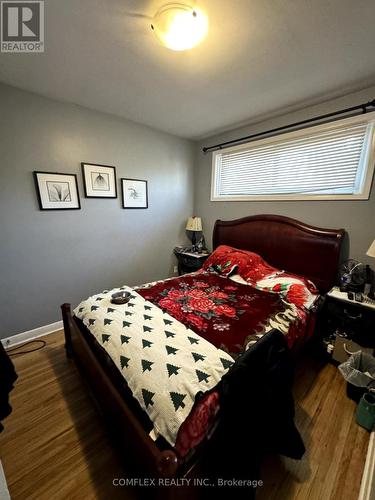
[
  {"x1": 174, "y1": 249, "x2": 210, "y2": 275},
  {"x1": 321, "y1": 287, "x2": 375, "y2": 363}
]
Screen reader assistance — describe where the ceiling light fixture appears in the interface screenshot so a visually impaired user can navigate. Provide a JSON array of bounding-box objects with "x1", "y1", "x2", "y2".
[{"x1": 151, "y1": 3, "x2": 208, "y2": 51}]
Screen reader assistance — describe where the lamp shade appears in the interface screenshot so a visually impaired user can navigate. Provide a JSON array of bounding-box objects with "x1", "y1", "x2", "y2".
[
  {"x1": 366, "y1": 239, "x2": 375, "y2": 258},
  {"x1": 151, "y1": 4, "x2": 208, "y2": 51},
  {"x1": 186, "y1": 216, "x2": 202, "y2": 232}
]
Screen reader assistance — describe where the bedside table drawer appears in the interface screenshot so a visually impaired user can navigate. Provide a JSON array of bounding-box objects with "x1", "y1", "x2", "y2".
[
  {"x1": 323, "y1": 298, "x2": 375, "y2": 346},
  {"x1": 179, "y1": 255, "x2": 201, "y2": 268},
  {"x1": 174, "y1": 250, "x2": 210, "y2": 276}
]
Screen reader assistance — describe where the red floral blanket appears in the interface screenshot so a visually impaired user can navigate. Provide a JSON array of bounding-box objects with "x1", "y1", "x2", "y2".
[{"x1": 137, "y1": 271, "x2": 300, "y2": 356}]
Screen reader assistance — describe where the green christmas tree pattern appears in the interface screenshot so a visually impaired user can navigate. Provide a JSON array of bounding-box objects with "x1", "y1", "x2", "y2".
[
  {"x1": 166, "y1": 345, "x2": 178, "y2": 356},
  {"x1": 142, "y1": 389, "x2": 155, "y2": 408},
  {"x1": 120, "y1": 355, "x2": 130, "y2": 369},
  {"x1": 166, "y1": 363, "x2": 180, "y2": 377},
  {"x1": 142, "y1": 339, "x2": 153, "y2": 349},
  {"x1": 170, "y1": 392, "x2": 186, "y2": 411},
  {"x1": 141, "y1": 359, "x2": 154, "y2": 372}
]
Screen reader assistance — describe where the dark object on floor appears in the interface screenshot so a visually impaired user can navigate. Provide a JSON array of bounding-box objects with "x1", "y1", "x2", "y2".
[
  {"x1": 356, "y1": 392, "x2": 375, "y2": 431},
  {"x1": 218, "y1": 329, "x2": 305, "y2": 460},
  {"x1": 7, "y1": 339, "x2": 46, "y2": 357},
  {"x1": 347, "y1": 383, "x2": 368, "y2": 403},
  {"x1": 0, "y1": 341, "x2": 18, "y2": 432},
  {"x1": 198, "y1": 330, "x2": 304, "y2": 500}
]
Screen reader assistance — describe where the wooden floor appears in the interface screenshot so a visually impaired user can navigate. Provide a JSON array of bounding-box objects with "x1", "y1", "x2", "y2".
[
  {"x1": 0, "y1": 331, "x2": 133, "y2": 500},
  {"x1": 0, "y1": 331, "x2": 369, "y2": 500},
  {"x1": 258, "y1": 352, "x2": 369, "y2": 500}
]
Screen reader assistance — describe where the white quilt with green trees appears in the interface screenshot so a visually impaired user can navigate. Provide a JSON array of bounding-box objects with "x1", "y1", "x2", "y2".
[{"x1": 74, "y1": 286, "x2": 234, "y2": 446}]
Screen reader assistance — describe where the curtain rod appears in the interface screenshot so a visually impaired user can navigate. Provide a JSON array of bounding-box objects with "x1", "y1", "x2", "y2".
[{"x1": 202, "y1": 99, "x2": 375, "y2": 154}]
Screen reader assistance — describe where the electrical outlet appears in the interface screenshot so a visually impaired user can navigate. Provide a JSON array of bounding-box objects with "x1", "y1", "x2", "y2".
[{"x1": 173, "y1": 266, "x2": 178, "y2": 274}]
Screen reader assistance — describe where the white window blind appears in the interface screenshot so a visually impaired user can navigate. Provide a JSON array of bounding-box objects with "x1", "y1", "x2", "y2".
[{"x1": 211, "y1": 115, "x2": 375, "y2": 201}]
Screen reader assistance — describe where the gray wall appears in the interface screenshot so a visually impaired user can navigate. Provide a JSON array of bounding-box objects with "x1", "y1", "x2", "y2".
[
  {"x1": 2, "y1": 83, "x2": 375, "y2": 338},
  {"x1": 0, "y1": 84, "x2": 195, "y2": 338},
  {"x1": 195, "y1": 86, "x2": 375, "y2": 264}
]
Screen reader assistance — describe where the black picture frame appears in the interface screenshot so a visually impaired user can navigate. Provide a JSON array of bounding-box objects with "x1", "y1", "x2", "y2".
[
  {"x1": 81, "y1": 163, "x2": 117, "y2": 199},
  {"x1": 33, "y1": 171, "x2": 81, "y2": 211},
  {"x1": 121, "y1": 178, "x2": 148, "y2": 209}
]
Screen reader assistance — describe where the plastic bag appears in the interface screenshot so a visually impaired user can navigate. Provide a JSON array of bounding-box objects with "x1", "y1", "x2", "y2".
[{"x1": 338, "y1": 351, "x2": 375, "y2": 388}]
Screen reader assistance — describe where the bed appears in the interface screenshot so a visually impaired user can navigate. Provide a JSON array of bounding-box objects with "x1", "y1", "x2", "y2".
[{"x1": 61, "y1": 214, "x2": 345, "y2": 486}]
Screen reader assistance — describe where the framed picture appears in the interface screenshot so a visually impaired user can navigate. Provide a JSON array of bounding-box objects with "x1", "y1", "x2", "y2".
[
  {"x1": 81, "y1": 163, "x2": 117, "y2": 198},
  {"x1": 33, "y1": 171, "x2": 80, "y2": 210},
  {"x1": 121, "y1": 178, "x2": 148, "y2": 209}
]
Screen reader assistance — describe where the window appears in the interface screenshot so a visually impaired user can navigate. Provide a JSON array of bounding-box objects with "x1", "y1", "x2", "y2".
[{"x1": 211, "y1": 114, "x2": 375, "y2": 201}]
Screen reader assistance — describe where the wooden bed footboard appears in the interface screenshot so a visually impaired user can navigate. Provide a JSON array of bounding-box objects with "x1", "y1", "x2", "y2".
[{"x1": 61, "y1": 303, "x2": 179, "y2": 479}]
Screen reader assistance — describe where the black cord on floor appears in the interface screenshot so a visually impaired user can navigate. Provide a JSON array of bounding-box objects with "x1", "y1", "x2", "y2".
[{"x1": 7, "y1": 339, "x2": 47, "y2": 356}]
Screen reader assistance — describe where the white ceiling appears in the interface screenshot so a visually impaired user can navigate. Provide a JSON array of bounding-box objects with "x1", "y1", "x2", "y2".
[{"x1": 1, "y1": 0, "x2": 375, "y2": 139}]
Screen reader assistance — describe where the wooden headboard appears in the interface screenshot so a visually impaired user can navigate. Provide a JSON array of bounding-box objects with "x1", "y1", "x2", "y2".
[{"x1": 213, "y1": 214, "x2": 345, "y2": 294}]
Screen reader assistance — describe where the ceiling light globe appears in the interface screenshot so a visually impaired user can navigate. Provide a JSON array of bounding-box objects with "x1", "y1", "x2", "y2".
[{"x1": 151, "y1": 4, "x2": 208, "y2": 51}]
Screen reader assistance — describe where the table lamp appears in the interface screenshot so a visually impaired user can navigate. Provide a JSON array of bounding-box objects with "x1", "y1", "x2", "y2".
[
  {"x1": 366, "y1": 239, "x2": 375, "y2": 299},
  {"x1": 186, "y1": 216, "x2": 202, "y2": 251}
]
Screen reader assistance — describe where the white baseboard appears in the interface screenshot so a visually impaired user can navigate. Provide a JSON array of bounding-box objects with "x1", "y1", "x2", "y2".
[
  {"x1": 1, "y1": 320, "x2": 63, "y2": 349},
  {"x1": 359, "y1": 431, "x2": 375, "y2": 500},
  {"x1": 0, "y1": 460, "x2": 10, "y2": 500}
]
